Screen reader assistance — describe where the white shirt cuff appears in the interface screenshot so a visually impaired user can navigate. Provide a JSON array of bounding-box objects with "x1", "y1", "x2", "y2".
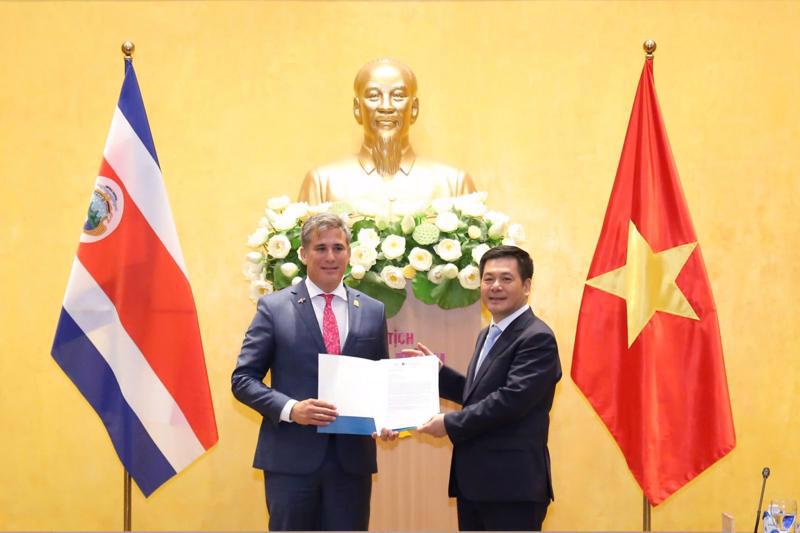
[{"x1": 280, "y1": 399, "x2": 297, "y2": 423}]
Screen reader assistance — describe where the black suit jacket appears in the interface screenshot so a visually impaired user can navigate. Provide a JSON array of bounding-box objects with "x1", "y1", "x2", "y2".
[
  {"x1": 440, "y1": 308, "x2": 561, "y2": 502},
  {"x1": 232, "y1": 280, "x2": 389, "y2": 475}
]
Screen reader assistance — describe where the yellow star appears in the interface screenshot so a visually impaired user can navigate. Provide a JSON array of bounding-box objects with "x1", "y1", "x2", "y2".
[{"x1": 586, "y1": 221, "x2": 699, "y2": 347}]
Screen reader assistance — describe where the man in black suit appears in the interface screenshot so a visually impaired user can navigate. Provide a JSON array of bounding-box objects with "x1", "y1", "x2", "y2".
[
  {"x1": 232, "y1": 213, "x2": 394, "y2": 531},
  {"x1": 414, "y1": 245, "x2": 562, "y2": 531}
]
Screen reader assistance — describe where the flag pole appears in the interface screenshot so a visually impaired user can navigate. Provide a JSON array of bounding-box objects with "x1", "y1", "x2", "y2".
[
  {"x1": 124, "y1": 469, "x2": 132, "y2": 531},
  {"x1": 642, "y1": 39, "x2": 657, "y2": 531},
  {"x1": 118, "y1": 43, "x2": 135, "y2": 533},
  {"x1": 642, "y1": 39, "x2": 656, "y2": 531},
  {"x1": 640, "y1": 39, "x2": 657, "y2": 533}
]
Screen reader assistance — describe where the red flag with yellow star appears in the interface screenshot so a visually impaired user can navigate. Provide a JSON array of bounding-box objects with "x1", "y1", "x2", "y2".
[{"x1": 571, "y1": 56, "x2": 735, "y2": 505}]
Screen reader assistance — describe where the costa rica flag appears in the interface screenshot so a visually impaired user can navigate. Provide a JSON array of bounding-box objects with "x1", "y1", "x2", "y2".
[{"x1": 51, "y1": 58, "x2": 218, "y2": 496}]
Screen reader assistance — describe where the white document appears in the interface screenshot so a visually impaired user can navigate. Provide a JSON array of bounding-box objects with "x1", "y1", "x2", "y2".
[{"x1": 318, "y1": 353, "x2": 440, "y2": 433}]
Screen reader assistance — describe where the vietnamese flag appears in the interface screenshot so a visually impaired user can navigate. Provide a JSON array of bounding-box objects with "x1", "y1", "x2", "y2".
[{"x1": 571, "y1": 56, "x2": 735, "y2": 505}]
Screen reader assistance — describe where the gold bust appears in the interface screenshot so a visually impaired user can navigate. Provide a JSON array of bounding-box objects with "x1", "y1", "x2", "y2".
[{"x1": 298, "y1": 58, "x2": 475, "y2": 208}]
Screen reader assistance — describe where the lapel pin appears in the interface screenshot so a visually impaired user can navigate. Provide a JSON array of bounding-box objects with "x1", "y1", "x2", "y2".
[
  {"x1": 353, "y1": 299, "x2": 360, "y2": 308},
  {"x1": 297, "y1": 297, "x2": 307, "y2": 304}
]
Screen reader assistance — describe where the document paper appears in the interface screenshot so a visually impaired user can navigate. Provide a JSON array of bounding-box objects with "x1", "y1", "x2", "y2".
[{"x1": 317, "y1": 354, "x2": 440, "y2": 435}]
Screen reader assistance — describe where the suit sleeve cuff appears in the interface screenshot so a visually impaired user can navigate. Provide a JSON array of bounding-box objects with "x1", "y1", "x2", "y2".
[{"x1": 279, "y1": 399, "x2": 297, "y2": 423}]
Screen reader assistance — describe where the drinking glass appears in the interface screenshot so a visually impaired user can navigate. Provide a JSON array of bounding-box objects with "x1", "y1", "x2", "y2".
[{"x1": 769, "y1": 499, "x2": 798, "y2": 533}]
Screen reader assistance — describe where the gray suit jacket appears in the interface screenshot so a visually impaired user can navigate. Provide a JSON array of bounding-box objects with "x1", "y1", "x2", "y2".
[
  {"x1": 440, "y1": 308, "x2": 561, "y2": 502},
  {"x1": 232, "y1": 280, "x2": 388, "y2": 475}
]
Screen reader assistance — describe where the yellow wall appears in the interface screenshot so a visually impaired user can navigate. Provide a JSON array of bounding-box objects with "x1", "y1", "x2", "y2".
[{"x1": 1, "y1": 1, "x2": 798, "y2": 530}]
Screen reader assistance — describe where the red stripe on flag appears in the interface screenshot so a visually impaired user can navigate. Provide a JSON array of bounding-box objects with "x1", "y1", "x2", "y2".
[{"x1": 77, "y1": 159, "x2": 218, "y2": 450}]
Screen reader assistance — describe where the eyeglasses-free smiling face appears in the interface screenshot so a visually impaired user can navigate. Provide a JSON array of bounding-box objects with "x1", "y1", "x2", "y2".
[
  {"x1": 300, "y1": 227, "x2": 351, "y2": 293},
  {"x1": 480, "y1": 257, "x2": 531, "y2": 322}
]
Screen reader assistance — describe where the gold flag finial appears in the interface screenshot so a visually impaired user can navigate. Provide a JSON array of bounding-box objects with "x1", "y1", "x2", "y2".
[
  {"x1": 643, "y1": 39, "x2": 657, "y2": 58},
  {"x1": 121, "y1": 41, "x2": 135, "y2": 61}
]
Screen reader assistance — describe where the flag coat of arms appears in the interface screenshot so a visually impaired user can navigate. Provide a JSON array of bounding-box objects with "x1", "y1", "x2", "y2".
[
  {"x1": 571, "y1": 57, "x2": 735, "y2": 505},
  {"x1": 51, "y1": 59, "x2": 218, "y2": 496}
]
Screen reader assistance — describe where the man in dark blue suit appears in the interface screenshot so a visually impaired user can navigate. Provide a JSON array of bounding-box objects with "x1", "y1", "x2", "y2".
[
  {"x1": 232, "y1": 213, "x2": 390, "y2": 531},
  {"x1": 412, "y1": 245, "x2": 562, "y2": 531}
]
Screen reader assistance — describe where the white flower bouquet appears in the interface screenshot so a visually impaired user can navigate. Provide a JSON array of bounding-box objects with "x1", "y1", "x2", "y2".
[{"x1": 243, "y1": 192, "x2": 526, "y2": 317}]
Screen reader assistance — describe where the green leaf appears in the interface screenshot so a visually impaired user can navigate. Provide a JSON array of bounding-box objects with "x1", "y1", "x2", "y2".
[
  {"x1": 286, "y1": 227, "x2": 302, "y2": 249},
  {"x1": 431, "y1": 278, "x2": 481, "y2": 310},
  {"x1": 352, "y1": 219, "x2": 378, "y2": 236},
  {"x1": 345, "y1": 271, "x2": 406, "y2": 318},
  {"x1": 411, "y1": 272, "x2": 439, "y2": 304},
  {"x1": 386, "y1": 221, "x2": 403, "y2": 236},
  {"x1": 272, "y1": 261, "x2": 293, "y2": 290}
]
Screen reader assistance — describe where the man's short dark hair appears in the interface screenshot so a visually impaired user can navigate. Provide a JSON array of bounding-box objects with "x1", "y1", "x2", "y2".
[{"x1": 479, "y1": 245, "x2": 534, "y2": 280}]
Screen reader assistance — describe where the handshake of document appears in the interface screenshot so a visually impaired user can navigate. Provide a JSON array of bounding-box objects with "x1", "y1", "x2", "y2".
[{"x1": 316, "y1": 345, "x2": 446, "y2": 441}]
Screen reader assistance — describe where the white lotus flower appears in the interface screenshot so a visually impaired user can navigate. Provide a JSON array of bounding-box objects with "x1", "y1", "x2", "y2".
[
  {"x1": 431, "y1": 198, "x2": 454, "y2": 214},
  {"x1": 458, "y1": 265, "x2": 481, "y2": 290},
  {"x1": 502, "y1": 238, "x2": 517, "y2": 246},
  {"x1": 454, "y1": 192, "x2": 488, "y2": 207},
  {"x1": 267, "y1": 234, "x2": 291, "y2": 258},
  {"x1": 357, "y1": 228, "x2": 381, "y2": 250},
  {"x1": 374, "y1": 214, "x2": 391, "y2": 230},
  {"x1": 454, "y1": 192, "x2": 488, "y2": 213},
  {"x1": 283, "y1": 202, "x2": 309, "y2": 221},
  {"x1": 442, "y1": 263, "x2": 459, "y2": 279},
  {"x1": 435, "y1": 212, "x2": 459, "y2": 233},
  {"x1": 246, "y1": 251, "x2": 264, "y2": 264},
  {"x1": 308, "y1": 202, "x2": 332, "y2": 215},
  {"x1": 248, "y1": 279, "x2": 274, "y2": 302},
  {"x1": 489, "y1": 221, "x2": 508, "y2": 239},
  {"x1": 350, "y1": 243, "x2": 378, "y2": 269},
  {"x1": 427, "y1": 265, "x2": 445, "y2": 285},
  {"x1": 434, "y1": 239, "x2": 462, "y2": 262},
  {"x1": 461, "y1": 202, "x2": 487, "y2": 217},
  {"x1": 401, "y1": 214, "x2": 416, "y2": 235},
  {"x1": 267, "y1": 195, "x2": 291, "y2": 212},
  {"x1": 247, "y1": 227, "x2": 269, "y2": 248},
  {"x1": 472, "y1": 243, "x2": 491, "y2": 264},
  {"x1": 272, "y1": 213, "x2": 297, "y2": 232},
  {"x1": 408, "y1": 247, "x2": 433, "y2": 271},
  {"x1": 258, "y1": 217, "x2": 269, "y2": 228},
  {"x1": 242, "y1": 262, "x2": 263, "y2": 281},
  {"x1": 381, "y1": 266, "x2": 407, "y2": 290},
  {"x1": 381, "y1": 235, "x2": 406, "y2": 260},
  {"x1": 353, "y1": 199, "x2": 381, "y2": 217},
  {"x1": 455, "y1": 193, "x2": 488, "y2": 216},
  {"x1": 507, "y1": 223, "x2": 526, "y2": 245},
  {"x1": 280, "y1": 262, "x2": 299, "y2": 278},
  {"x1": 292, "y1": 276, "x2": 303, "y2": 285},
  {"x1": 484, "y1": 211, "x2": 510, "y2": 238},
  {"x1": 467, "y1": 225, "x2": 482, "y2": 240},
  {"x1": 484, "y1": 210, "x2": 509, "y2": 226},
  {"x1": 350, "y1": 264, "x2": 366, "y2": 280}
]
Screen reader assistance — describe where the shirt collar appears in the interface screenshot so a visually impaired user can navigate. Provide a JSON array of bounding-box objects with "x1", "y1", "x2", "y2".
[
  {"x1": 357, "y1": 143, "x2": 416, "y2": 176},
  {"x1": 491, "y1": 304, "x2": 530, "y2": 332},
  {"x1": 305, "y1": 277, "x2": 347, "y2": 302}
]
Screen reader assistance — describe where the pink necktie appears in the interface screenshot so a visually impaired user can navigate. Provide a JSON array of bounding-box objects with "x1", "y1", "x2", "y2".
[{"x1": 322, "y1": 294, "x2": 341, "y2": 355}]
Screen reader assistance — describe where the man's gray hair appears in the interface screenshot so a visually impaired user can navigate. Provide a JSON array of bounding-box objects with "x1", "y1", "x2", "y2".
[{"x1": 301, "y1": 213, "x2": 352, "y2": 247}]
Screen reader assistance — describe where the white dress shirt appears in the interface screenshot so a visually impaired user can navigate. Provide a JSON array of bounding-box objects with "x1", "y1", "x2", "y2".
[{"x1": 280, "y1": 278, "x2": 350, "y2": 423}]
